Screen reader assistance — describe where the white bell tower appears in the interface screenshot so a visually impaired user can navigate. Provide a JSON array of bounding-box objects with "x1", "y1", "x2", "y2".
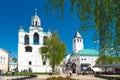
[{"x1": 72, "y1": 31, "x2": 84, "y2": 53}]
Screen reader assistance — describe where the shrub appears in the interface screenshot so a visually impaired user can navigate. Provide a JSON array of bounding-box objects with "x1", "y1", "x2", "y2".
[{"x1": 46, "y1": 76, "x2": 75, "y2": 80}]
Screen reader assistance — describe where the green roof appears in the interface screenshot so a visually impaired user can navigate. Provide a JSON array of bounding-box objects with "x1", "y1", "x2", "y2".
[
  {"x1": 71, "y1": 49, "x2": 99, "y2": 57},
  {"x1": 9, "y1": 62, "x2": 17, "y2": 65}
]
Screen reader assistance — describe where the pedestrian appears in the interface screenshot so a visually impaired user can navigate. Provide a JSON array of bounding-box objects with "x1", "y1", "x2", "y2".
[
  {"x1": 0, "y1": 69, "x2": 1, "y2": 76},
  {"x1": 67, "y1": 70, "x2": 69, "y2": 76},
  {"x1": 12, "y1": 69, "x2": 15, "y2": 76},
  {"x1": 77, "y1": 70, "x2": 80, "y2": 76},
  {"x1": 69, "y1": 70, "x2": 72, "y2": 76}
]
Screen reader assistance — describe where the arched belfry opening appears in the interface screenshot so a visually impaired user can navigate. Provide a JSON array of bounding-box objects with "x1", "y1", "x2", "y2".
[
  {"x1": 31, "y1": 8, "x2": 41, "y2": 27},
  {"x1": 33, "y1": 32, "x2": 39, "y2": 45},
  {"x1": 24, "y1": 34, "x2": 29, "y2": 44},
  {"x1": 35, "y1": 21, "x2": 37, "y2": 26}
]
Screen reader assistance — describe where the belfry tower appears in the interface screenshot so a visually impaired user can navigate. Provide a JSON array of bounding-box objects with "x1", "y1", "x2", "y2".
[{"x1": 72, "y1": 32, "x2": 84, "y2": 53}]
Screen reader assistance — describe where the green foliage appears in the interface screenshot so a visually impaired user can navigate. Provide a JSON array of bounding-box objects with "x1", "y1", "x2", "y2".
[
  {"x1": 46, "y1": 76, "x2": 75, "y2": 80},
  {"x1": 45, "y1": 0, "x2": 120, "y2": 57},
  {"x1": 96, "y1": 54, "x2": 120, "y2": 64},
  {"x1": 40, "y1": 31, "x2": 66, "y2": 72},
  {"x1": 41, "y1": 47, "x2": 48, "y2": 53},
  {"x1": 45, "y1": 0, "x2": 64, "y2": 18},
  {"x1": 3, "y1": 72, "x2": 33, "y2": 76}
]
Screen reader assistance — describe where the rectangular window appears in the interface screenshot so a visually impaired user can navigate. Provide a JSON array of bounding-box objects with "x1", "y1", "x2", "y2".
[
  {"x1": 0, "y1": 57, "x2": 2, "y2": 64},
  {"x1": 29, "y1": 61, "x2": 32, "y2": 65},
  {"x1": 4, "y1": 57, "x2": 5, "y2": 64},
  {"x1": 43, "y1": 61, "x2": 46, "y2": 65},
  {"x1": 2, "y1": 57, "x2": 4, "y2": 64},
  {"x1": 25, "y1": 46, "x2": 32, "y2": 52}
]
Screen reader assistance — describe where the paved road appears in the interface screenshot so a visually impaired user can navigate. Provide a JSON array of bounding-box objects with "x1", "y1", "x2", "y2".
[
  {"x1": 0, "y1": 76, "x2": 27, "y2": 80},
  {"x1": 30, "y1": 74, "x2": 106, "y2": 80},
  {"x1": 0, "y1": 74, "x2": 107, "y2": 80}
]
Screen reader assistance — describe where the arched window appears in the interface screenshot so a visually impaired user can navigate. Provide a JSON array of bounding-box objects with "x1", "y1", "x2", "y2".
[
  {"x1": 43, "y1": 36, "x2": 47, "y2": 45},
  {"x1": 80, "y1": 38, "x2": 81, "y2": 42},
  {"x1": 24, "y1": 34, "x2": 29, "y2": 44},
  {"x1": 35, "y1": 21, "x2": 37, "y2": 26},
  {"x1": 77, "y1": 39, "x2": 79, "y2": 42},
  {"x1": 25, "y1": 46, "x2": 32, "y2": 52},
  {"x1": 33, "y1": 32, "x2": 39, "y2": 45}
]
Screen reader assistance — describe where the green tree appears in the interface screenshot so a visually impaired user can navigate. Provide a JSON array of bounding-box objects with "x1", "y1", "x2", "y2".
[
  {"x1": 96, "y1": 54, "x2": 106, "y2": 64},
  {"x1": 45, "y1": 0, "x2": 120, "y2": 57},
  {"x1": 96, "y1": 54, "x2": 120, "y2": 64},
  {"x1": 39, "y1": 31, "x2": 66, "y2": 72}
]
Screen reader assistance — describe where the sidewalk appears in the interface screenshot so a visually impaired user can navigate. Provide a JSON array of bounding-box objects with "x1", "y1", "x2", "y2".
[
  {"x1": 0, "y1": 74, "x2": 106, "y2": 80},
  {"x1": 0, "y1": 76, "x2": 27, "y2": 80},
  {"x1": 32, "y1": 74, "x2": 106, "y2": 80}
]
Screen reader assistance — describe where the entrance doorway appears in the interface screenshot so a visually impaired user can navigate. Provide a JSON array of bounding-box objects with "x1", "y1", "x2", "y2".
[{"x1": 72, "y1": 63, "x2": 76, "y2": 73}]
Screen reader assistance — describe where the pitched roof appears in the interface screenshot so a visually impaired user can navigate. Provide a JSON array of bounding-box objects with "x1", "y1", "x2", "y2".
[
  {"x1": 71, "y1": 49, "x2": 99, "y2": 57},
  {"x1": 0, "y1": 48, "x2": 10, "y2": 54},
  {"x1": 74, "y1": 32, "x2": 81, "y2": 38}
]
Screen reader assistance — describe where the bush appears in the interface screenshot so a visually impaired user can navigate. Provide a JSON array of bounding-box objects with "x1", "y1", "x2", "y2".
[
  {"x1": 46, "y1": 76, "x2": 75, "y2": 80},
  {"x1": 82, "y1": 71, "x2": 88, "y2": 75}
]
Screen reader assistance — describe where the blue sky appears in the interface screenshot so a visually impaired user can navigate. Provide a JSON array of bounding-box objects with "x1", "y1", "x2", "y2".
[{"x1": 0, "y1": 0, "x2": 99, "y2": 58}]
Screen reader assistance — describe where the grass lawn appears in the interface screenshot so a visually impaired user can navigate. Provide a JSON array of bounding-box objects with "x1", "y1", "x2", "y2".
[{"x1": 2, "y1": 72, "x2": 59, "y2": 76}]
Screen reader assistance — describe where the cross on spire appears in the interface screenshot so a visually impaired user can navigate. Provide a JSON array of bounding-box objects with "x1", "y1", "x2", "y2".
[{"x1": 35, "y1": 8, "x2": 37, "y2": 15}]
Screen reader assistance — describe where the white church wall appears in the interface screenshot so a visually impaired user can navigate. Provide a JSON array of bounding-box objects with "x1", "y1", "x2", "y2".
[
  {"x1": 70, "y1": 56, "x2": 80, "y2": 71},
  {"x1": 18, "y1": 11, "x2": 52, "y2": 72},
  {"x1": 80, "y1": 56, "x2": 98, "y2": 68}
]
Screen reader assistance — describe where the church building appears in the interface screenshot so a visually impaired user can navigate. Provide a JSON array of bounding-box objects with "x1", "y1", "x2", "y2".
[
  {"x1": 66, "y1": 31, "x2": 99, "y2": 73},
  {"x1": 18, "y1": 10, "x2": 52, "y2": 72}
]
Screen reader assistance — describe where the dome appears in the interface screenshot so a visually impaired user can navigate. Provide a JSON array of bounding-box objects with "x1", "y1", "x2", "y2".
[
  {"x1": 19, "y1": 26, "x2": 24, "y2": 32},
  {"x1": 32, "y1": 14, "x2": 40, "y2": 20}
]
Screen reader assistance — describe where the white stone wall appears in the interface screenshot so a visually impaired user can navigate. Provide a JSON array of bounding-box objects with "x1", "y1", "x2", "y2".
[
  {"x1": 70, "y1": 56, "x2": 80, "y2": 71},
  {"x1": 9, "y1": 63, "x2": 17, "y2": 72},
  {"x1": 80, "y1": 56, "x2": 98, "y2": 68},
  {"x1": 18, "y1": 29, "x2": 51, "y2": 72},
  {"x1": 72, "y1": 37, "x2": 84, "y2": 53},
  {"x1": 70, "y1": 55, "x2": 98, "y2": 72},
  {"x1": 0, "y1": 48, "x2": 9, "y2": 73},
  {"x1": 18, "y1": 14, "x2": 52, "y2": 72}
]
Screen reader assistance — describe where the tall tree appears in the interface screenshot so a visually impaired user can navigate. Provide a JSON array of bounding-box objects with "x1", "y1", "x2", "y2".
[
  {"x1": 96, "y1": 54, "x2": 120, "y2": 64},
  {"x1": 39, "y1": 31, "x2": 66, "y2": 72},
  {"x1": 45, "y1": 0, "x2": 120, "y2": 57}
]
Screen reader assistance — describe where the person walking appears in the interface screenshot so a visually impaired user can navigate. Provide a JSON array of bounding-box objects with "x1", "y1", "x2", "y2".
[
  {"x1": 69, "y1": 70, "x2": 72, "y2": 76},
  {"x1": 0, "y1": 69, "x2": 1, "y2": 76}
]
